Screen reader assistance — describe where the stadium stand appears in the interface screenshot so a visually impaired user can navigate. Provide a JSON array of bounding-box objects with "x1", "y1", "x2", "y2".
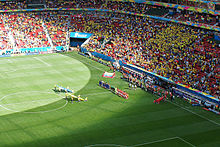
[
  {"x1": 44, "y1": 12, "x2": 69, "y2": 47},
  {"x1": 46, "y1": 0, "x2": 105, "y2": 9},
  {"x1": 0, "y1": 0, "x2": 218, "y2": 98},
  {"x1": 0, "y1": 0, "x2": 27, "y2": 10},
  {"x1": 69, "y1": 12, "x2": 219, "y2": 98},
  {"x1": 45, "y1": 0, "x2": 220, "y2": 26},
  {"x1": 165, "y1": 9, "x2": 219, "y2": 26},
  {"x1": 4, "y1": 13, "x2": 50, "y2": 49},
  {"x1": 0, "y1": 15, "x2": 13, "y2": 50}
]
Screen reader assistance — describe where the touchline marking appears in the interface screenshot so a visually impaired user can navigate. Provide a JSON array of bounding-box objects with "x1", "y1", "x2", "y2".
[
  {"x1": 34, "y1": 57, "x2": 51, "y2": 66},
  {"x1": 167, "y1": 100, "x2": 220, "y2": 126}
]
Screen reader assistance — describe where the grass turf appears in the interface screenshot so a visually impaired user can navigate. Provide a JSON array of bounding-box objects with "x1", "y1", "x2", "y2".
[{"x1": 0, "y1": 52, "x2": 219, "y2": 147}]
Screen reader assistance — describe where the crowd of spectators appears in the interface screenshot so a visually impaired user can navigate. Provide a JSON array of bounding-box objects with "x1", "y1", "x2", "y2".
[
  {"x1": 45, "y1": 0, "x2": 219, "y2": 26},
  {"x1": 150, "y1": 0, "x2": 218, "y2": 10},
  {"x1": 0, "y1": 0, "x2": 218, "y2": 27},
  {"x1": 46, "y1": 0, "x2": 77, "y2": 8},
  {"x1": 0, "y1": 15, "x2": 13, "y2": 50},
  {"x1": 166, "y1": 9, "x2": 219, "y2": 27},
  {"x1": 69, "y1": 12, "x2": 219, "y2": 98},
  {"x1": 103, "y1": 1, "x2": 169, "y2": 16},
  {"x1": 0, "y1": 0, "x2": 27, "y2": 10},
  {"x1": 0, "y1": 0, "x2": 218, "y2": 11},
  {"x1": 4, "y1": 13, "x2": 50, "y2": 49},
  {"x1": 44, "y1": 12, "x2": 69, "y2": 47},
  {"x1": 46, "y1": 0, "x2": 105, "y2": 9}
]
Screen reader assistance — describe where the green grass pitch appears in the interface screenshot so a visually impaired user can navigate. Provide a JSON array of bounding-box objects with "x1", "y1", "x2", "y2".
[{"x1": 0, "y1": 52, "x2": 219, "y2": 147}]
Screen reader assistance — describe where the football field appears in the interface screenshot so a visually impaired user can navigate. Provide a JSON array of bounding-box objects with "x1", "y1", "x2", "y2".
[{"x1": 0, "y1": 52, "x2": 219, "y2": 147}]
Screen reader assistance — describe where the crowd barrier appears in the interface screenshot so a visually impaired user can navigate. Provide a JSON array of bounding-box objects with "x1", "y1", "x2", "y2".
[
  {"x1": 0, "y1": 46, "x2": 66, "y2": 56},
  {"x1": 0, "y1": 46, "x2": 56, "y2": 57},
  {"x1": 0, "y1": 8, "x2": 218, "y2": 31},
  {"x1": 6, "y1": 47, "x2": 51, "y2": 53},
  {"x1": 91, "y1": 52, "x2": 115, "y2": 62}
]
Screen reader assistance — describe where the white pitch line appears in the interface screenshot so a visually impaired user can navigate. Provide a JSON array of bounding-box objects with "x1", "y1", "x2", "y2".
[
  {"x1": 65, "y1": 54, "x2": 107, "y2": 72},
  {"x1": 85, "y1": 136, "x2": 187, "y2": 147},
  {"x1": 0, "y1": 97, "x2": 67, "y2": 114},
  {"x1": 23, "y1": 100, "x2": 68, "y2": 114},
  {"x1": 65, "y1": 54, "x2": 104, "y2": 72},
  {"x1": 0, "y1": 97, "x2": 61, "y2": 106},
  {"x1": 81, "y1": 60, "x2": 105, "y2": 72},
  {"x1": 177, "y1": 137, "x2": 196, "y2": 147},
  {"x1": 34, "y1": 57, "x2": 51, "y2": 67},
  {"x1": 168, "y1": 100, "x2": 220, "y2": 126},
  {"x1": 131, "y1": 137, "x2": 179, "y2": 147},
  {"x1": 0, "y1": 91, "x2": 67, "y2": 114},
  {"x1": 0, "y1": 104, "x2": 19, "y2": 112}
]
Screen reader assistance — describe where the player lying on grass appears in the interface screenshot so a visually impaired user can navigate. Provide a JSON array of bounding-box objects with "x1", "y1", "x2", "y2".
[
  {"x1": 65, "y1": 93, "x2": 88, "y2": 103},
  {"x1": 54, "y1": 85, "x2": 74, "y2": 93}
]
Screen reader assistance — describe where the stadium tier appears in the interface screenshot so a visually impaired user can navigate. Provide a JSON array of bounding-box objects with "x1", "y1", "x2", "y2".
[
  {"x1": 44, "y1": 12, "x2": 68, "y2": 47},
  {"x1": 0, "y1": 0, "x2": 26, "y2": 10},
  {"x1": 4, "y1": 13, "x2": 50, "y2": 49},
  {"x1": 0, "y1": 15, "x2": 13, "y2": 50}
]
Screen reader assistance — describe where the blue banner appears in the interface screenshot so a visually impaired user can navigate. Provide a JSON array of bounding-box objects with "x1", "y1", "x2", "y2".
[{"x1": 70, "y1": 32, "x2": 93, "y2": 39}]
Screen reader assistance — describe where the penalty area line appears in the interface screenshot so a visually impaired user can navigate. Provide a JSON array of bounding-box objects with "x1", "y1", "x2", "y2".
[
  {"x1": 167, "y1": 100, "x2": 220, "y2": 126},
  {"x1": 85, "y1": 136, "x2": 195, "y2": 147}
]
